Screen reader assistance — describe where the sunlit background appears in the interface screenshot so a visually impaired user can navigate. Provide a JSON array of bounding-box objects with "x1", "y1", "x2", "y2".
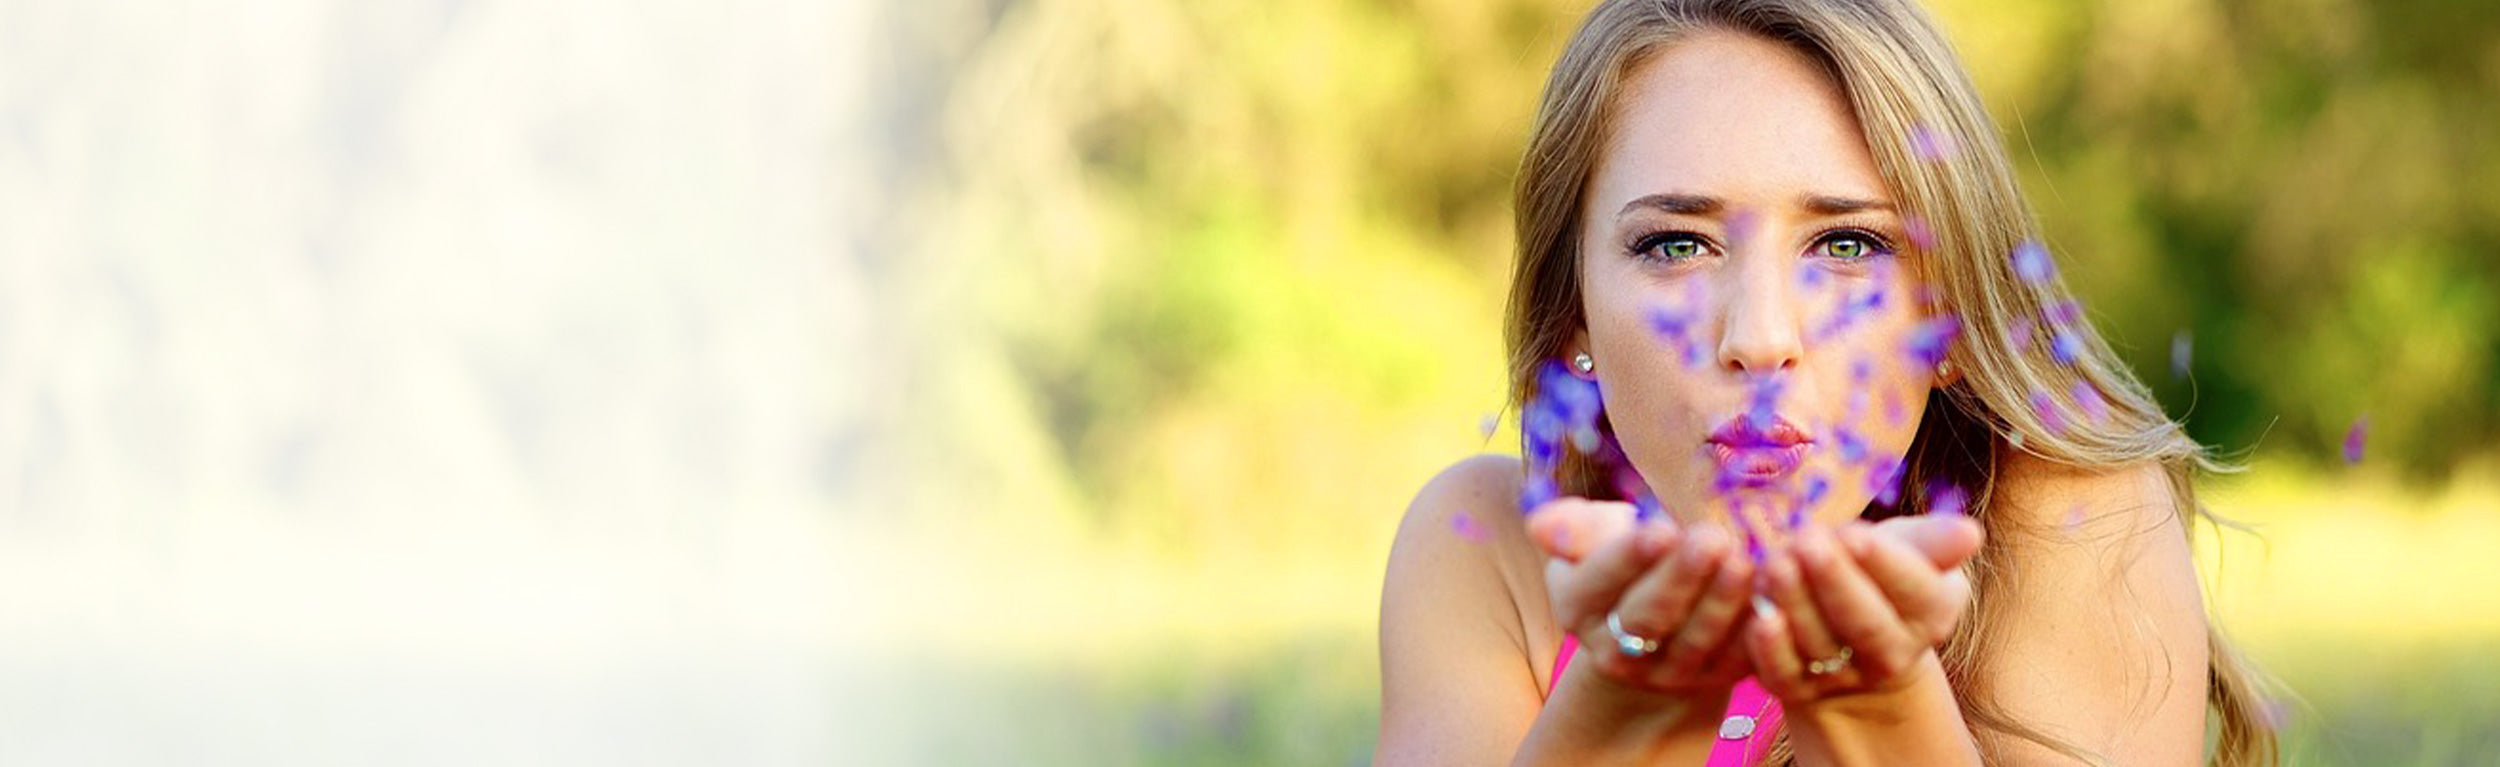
[
  {"x1": 6, "y1": 0, "x2": 2496, "y2": 764},
  {"x1": 849, "y1": 0, "x2": 2500, "y2": 764}
]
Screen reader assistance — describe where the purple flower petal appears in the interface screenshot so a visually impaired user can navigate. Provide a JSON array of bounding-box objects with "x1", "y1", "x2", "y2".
[
  {"x1": 2012, "y1": 241, "x2": 2055, "y2": 284},
  {"x1": 1746, "y1": 374, "x2": 1786, "y2": 430},
  {"x1": 1867, "y1": 456, "x2": 1905, "y2": 507},
  {"x1": 2071, "y1": 380, "x2": 2108, "y2": 424},
  {"x1": 1835, "y1": 428, "x2": 1869, "y2": 464},
  {"x1": 1451, "y1": 512, "x2": 1490, "y2": 543},
  {"x1": 2046, "y1": 300, "x2": 2084, "y2": 327},
  {"x1": 2344, "y1": 416, "x2": 2368, "y2": 465},
  {"x1": 2029, "y1": 388, "x2": 2065, "y2": 435},
  {"x1": 2171, "y1": 330, "x2": 2193, "y2": 380},
  {"x1": 2011, "y1": 316, "x2": 2036, "y2": 353},
  {"x1": 1905, "y1": 215, "x2": 1937, "y2": 251},
  {"x1": 1910, "y1": 125, "x2": 1957, "y2": 161},
  {"x1": 1728, "y1": 209, "x2": 1760, "y2": 248},
  {"x1": 1903, "y1": 314, "x2": 1962, "y2": 367},
  {"x1": 1518, "y1": 476, "x2": 1558, "y2": 514},
  {"x1": 1926, "y1": 479, "x2": 1967, "y2": 517},
  {"x1": 2050, "y1": 329, "x2": 2084, "y2": 365}
]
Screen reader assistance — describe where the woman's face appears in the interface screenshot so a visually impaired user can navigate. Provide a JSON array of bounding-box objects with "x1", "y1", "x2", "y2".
[{"x1": 1575, "y1": 30, "x2": 1942, "y2": 536}]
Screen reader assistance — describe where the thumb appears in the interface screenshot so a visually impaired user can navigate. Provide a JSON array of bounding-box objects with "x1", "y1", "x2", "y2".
[
  {"x1": 1872, "y1": 514, "x2": 1984, "y2": 571},
  {"x1": 1525, "y1": 498, "x2": 1643, "y2": 563}
]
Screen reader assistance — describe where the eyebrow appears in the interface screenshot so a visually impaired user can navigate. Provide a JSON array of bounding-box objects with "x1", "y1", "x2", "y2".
[{"x1": 1615, "y1": 193, "x2": 1897, "y2": 219}]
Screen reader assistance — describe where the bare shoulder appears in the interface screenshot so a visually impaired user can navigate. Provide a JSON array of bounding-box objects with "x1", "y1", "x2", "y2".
[
  {"x1": 1381, "y1": 453, "x2": 1551, "y2": 637},
  {"x1": 1973, "y1": 451, "x2": 2209, "y2": 763},
  {"x1": 1376, "y1": 454, "x2": 1557, "y2": 764}
]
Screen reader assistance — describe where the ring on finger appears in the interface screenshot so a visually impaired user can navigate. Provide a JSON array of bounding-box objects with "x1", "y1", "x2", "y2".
[
  {"x1": 1806, "y1": 646, "x2": 1854, "y2": 676},
  {"x1": 1606, "y1": 611, "x2": 1662, "y2": 659}
]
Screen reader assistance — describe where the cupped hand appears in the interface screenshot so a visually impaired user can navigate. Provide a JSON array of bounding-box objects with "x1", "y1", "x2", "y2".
[
  {"x1": 1742, "y1": 514, "x2": 1983, "y2": 704},
  {"x1": 1527, "y1": 498, "x2": 1760, "y2": 695}
]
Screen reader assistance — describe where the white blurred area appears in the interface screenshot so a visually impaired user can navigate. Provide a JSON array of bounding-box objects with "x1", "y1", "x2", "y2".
[{"x1": 0, "y1": 0, "x2": 877, "y2": 762}]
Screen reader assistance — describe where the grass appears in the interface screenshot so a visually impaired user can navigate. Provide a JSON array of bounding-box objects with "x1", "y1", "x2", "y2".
[{"x1": 845, "y1": 464, "x2": 2500, "y2": 765}]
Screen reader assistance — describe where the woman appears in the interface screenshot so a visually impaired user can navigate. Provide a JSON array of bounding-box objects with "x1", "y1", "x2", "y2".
[{"x1": 1375, "y1": 0, "x2": 2278, "y2": 764}]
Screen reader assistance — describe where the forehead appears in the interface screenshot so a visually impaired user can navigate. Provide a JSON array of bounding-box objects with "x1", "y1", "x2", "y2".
[{"x1": 1590, "y1": 30, "x2": 1890, "y2": 207}]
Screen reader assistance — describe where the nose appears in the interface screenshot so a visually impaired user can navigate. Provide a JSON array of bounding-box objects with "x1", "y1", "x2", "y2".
[{"x1": 1714, "y1": 259, "x2": 1805, "y2": 376}]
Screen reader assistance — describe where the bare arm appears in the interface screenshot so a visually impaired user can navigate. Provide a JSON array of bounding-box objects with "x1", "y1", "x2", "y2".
[
  {"x1": 1375, "y1": 456, "x2": 1726, "y2": 766},
  {"x1": 1969, "y1": 459, "x2": 2211, "y2": 765}
]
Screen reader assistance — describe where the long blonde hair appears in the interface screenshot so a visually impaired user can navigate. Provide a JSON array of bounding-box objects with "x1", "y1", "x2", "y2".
[{"x1": 1503, "y1": 0, "x2": 2277, "y2": 763}]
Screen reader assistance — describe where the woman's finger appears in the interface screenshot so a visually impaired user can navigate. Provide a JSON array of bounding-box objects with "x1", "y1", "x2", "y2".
[
  {"x1": 1527, "y1": 499, "x2": 1644, "y2": 562},
  {"x1": 1612, "y1": 525, "x2": 1727, "y2": 643},
  {"x1": 1797, "y1": 523, "x2": 1921, "y2": 679},
  {"x1": 1759, "y1": 544, "x2": 1844, "y2": 671},
  {"x1": 1656, "y1": 546, "x2": 1754, "y2": 678},
  {"x1": 1745, "y1": 596, "x2": 1809, "y2": 700},
  {"x1": 1869, "y1": 514, "x2": 1983, "y2": 571},
  {"x1": 1550, "y1": 519, "x2": 1675, "y2": 628},
  {"x1": 1845, "y1": 521, "x2": 1961, "y2": 645}
]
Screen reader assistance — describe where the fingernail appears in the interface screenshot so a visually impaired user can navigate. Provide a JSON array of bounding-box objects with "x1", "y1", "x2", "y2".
[{"x1": 1751, "y1": 595, "x2": 1777, "y2": 622}]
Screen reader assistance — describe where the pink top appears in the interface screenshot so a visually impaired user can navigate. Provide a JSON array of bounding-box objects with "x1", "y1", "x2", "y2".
[{"x1": 1551, "y1": 635, "x2": 1782, "y2": 766}]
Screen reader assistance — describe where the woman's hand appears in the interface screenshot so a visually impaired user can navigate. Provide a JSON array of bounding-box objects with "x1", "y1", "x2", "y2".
[
  {"x1": 1526, "y1": 498, "x2": 1759, "y2": 695},
  {"x1": 1743, "y1": 515, "x2": 1983, "y2": 705}
]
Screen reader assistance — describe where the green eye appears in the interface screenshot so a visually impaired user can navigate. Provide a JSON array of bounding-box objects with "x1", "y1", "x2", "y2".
[
  {"x1": 1816, "y1": 231, "x2": 1890, "y2": 261},
  {"x1": 1633, "y1": 232, "x2": 1710, "y2": 263}
]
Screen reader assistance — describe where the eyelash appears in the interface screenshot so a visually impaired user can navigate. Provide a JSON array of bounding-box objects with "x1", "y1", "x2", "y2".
[{"x1": 1625, "y1": 227, "x2": 1898, "y2": 264}]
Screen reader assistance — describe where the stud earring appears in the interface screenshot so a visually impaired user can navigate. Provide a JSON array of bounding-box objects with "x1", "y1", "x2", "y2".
[
  {"x1": 1573, "y1": 352, "x2": 1595, "y2": 373},
  {"x1": 1936, "y1": 359, "x2": 1954, "y2": 380}
]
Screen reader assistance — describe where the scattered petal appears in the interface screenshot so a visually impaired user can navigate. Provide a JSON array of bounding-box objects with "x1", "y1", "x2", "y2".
[
  {"x1": 2171, "y1": 330, "x2": 2193, "y2": 380},
  {"x1": 2046, "y1": 299, "x2": 2084, "y2": 327},
  {"x1": 2071, "y1": 380, "x2": 2109, "y2": 424},
  {"x1": 2050, "y1": 329, "x2": 2084, "y2": 365},
  {"x1": 1727, "y1": 208, "x2": 1760, "y2": 249},
  {"x1": 2062, "y1": 503, "x2": 2087, "y2": 533},
  {"x1": 1451, "y1": 512, "x2": 1490, "y2": 543},
  {"x1": 1519, "y1": 475, "x2": 1559, "y2": 513},
  {"x1": 2011, "y1": 316, "x2": 2036, "y2": 353},
  {"x1": 2343, "y1": 416, "x2": 2368, "y2": 465},
  {"x1": 1869, "y1": 457, "x2": 1905, "y2": 507},
  {"x1": 1910, "y1": 124, "x2": 1957, "y2": 161},
  {"x1": 1926, "y1": 479, "x2": 1967, "y2": 517},
  {"x1": 1903, "y1": 314, "x2": 1962, "y2": 367},
  {"x1": 1836, "y1": 428, "x2": 1869, "y2": 465},
  {"x1": 2012, "y1": 241, "x2": 2055, "y2": 284},
  {"x1": 1905, "y1": 215, "x2": 1937, "y2": 251},
  {"x1": 2029, "y1": 387, "x2": 2066, "y2": 435}
]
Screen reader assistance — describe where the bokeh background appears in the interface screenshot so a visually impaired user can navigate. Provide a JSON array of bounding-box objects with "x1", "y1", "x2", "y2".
[
  {"x1": 847, "y1": 0, "x2": 2500, "y2": 764},
  {"x1": 6, "y1": 0, "x2": 2496, "y2": 764}
]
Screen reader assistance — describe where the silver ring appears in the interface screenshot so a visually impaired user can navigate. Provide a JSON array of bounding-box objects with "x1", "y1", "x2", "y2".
[
  {"x1": 1806, "y1": 646, "x2": 1854, "y2": 676},
  {"x1": 1606, "y1": 611, "x2": 1661, "y2": 659}
]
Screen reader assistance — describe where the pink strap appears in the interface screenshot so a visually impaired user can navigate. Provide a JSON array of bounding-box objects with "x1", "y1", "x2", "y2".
[{"x1": 1549, "y1": 635, "x2": 1782, "y2": 766}]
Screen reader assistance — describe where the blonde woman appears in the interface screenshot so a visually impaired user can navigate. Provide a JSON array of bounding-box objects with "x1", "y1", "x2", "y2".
[{"x1": 1376, "y1": 0, "x2": 2276, "y2": 764}]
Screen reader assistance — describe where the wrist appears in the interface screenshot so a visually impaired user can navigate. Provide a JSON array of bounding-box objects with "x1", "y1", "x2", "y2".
[
  {"x1": 1786, "y1": 653, "x2": 1980, "y2": 766},
  {"x1": 1548, "y1": 658, "x2": 1732, "y2": 741}
]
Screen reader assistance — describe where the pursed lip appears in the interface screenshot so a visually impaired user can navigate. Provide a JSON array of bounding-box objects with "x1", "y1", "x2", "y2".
[
  {"x1": 1707, "y1": 414, "x2": 1812, "y2": 483},
  {"x1": 1707, "y1": 414, "x2": 1812, "y2": 449}
]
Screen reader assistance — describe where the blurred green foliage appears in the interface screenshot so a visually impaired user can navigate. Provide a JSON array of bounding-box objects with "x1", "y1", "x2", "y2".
[
  {"x1": 848, "y1": 0, "x2": 2500, "y2": 763},
  {"x1": 859, "y1": 0, "x2": 2500, "y2": 548}
]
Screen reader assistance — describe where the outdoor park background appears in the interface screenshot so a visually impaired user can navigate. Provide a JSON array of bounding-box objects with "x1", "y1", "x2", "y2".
[
  {"x1": 843, "y1": 0, "x2": 2500, "y2": 764},
  {"x1": 0, "y1": 0, "x2": 2491, "y2": 764}
]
